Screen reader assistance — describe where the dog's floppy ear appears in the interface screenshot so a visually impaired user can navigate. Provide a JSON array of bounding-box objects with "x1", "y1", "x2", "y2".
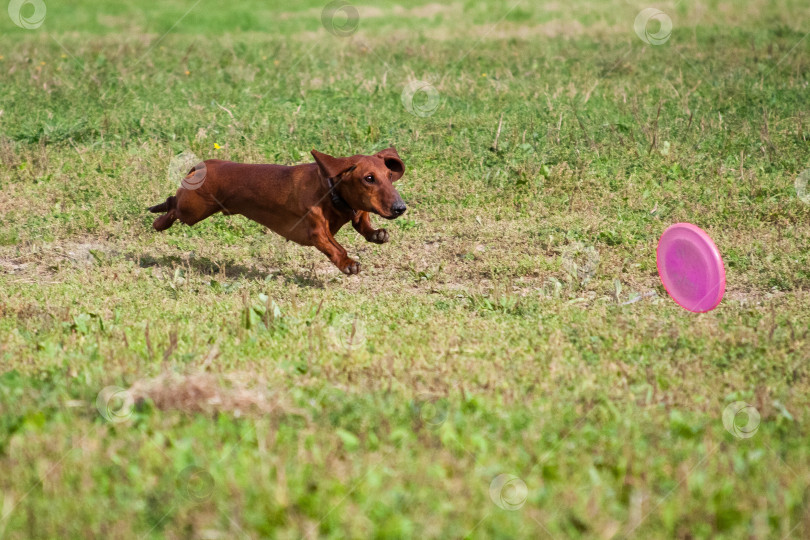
[
  {"x1": 376, "y1": 147, "x2": 405, "y2": 181},
  {"x1": 311, "y1": 149, "x2": 356, "y2": 179}
]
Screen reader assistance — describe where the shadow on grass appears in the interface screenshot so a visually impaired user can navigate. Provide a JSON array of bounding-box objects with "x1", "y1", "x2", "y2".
[{"x1": 131, "y1": 253, "x2": 325, "y2": 288}]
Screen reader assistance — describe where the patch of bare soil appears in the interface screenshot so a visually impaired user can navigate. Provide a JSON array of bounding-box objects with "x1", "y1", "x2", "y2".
[
  {"x1": 128, "y1": 372, "x2": 300, "y2": 417},
  {"x1": 0, "y1": 241, "x2": 110, "y2": 282}
]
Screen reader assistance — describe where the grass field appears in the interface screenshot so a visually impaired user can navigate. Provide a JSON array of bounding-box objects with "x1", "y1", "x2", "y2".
[{"x1": 1, "y1": 0, "x2": 810, "y2": 538}]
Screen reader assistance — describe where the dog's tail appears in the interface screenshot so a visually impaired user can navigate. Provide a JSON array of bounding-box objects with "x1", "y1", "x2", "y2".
[
  {"x1": 147, "y1": 195, "x2": 175, "y2": 214},
  {"x1": 147, "y1": 196, "x2": 177, "y2": 231}
]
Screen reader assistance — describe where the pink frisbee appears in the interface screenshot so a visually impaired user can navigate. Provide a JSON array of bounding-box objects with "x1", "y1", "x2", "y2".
[{"x1": 656, "y1": 223, "x2": 725, "y2": 312}]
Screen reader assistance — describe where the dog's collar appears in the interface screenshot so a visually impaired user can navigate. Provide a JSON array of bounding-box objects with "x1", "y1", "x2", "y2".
[{"x1": 327, "y1": 177, "x2": 357, "y2": 217}]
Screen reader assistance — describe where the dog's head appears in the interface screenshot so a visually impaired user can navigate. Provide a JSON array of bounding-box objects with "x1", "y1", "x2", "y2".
[{"x1": 311, "y1": 147, "x2": 406, "y2": 219}]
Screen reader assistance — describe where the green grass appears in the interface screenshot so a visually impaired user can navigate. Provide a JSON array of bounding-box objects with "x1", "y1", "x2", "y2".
[{"x1": 2, "y1": 0, "x2": 810, "y2": 538}]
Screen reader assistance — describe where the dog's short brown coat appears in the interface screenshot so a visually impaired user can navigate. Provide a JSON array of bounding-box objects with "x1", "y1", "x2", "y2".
[{"x1": 148, "y1": 148, "x2": 406, "y2": 275}]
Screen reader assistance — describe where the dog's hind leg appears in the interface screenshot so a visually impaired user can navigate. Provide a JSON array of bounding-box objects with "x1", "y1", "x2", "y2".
[
  {"x1": 148, "y1": 195, "x2": 178, "y2": 231},
  {"x1": 152, "y1": 211, "x2": 177, "y2": 231}
]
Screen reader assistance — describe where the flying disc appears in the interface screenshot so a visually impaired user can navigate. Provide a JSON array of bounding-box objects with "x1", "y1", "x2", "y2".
[{"x1": 656, "y1": 223, "x2": 725, "y2": 312}]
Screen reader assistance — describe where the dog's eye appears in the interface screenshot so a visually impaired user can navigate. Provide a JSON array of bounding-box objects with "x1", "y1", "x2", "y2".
[{"x1": 364, "y1": 175, "x2": 375, "y2": 184}]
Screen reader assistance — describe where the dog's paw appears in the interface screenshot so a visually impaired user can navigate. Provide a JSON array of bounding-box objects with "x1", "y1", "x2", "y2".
[
  {"x1": 340, "y1": 259, "x2": 361, "y2": 275},
  {"x1": 368, "y1": 229, "x2": 389, "y2": 244}
]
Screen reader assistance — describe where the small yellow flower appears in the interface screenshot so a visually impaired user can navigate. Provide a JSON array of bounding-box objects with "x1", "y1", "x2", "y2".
[
  {"x1": 273, "y1": 60, "x2": 280, "y2": 66},
  {"x1": 481, "y1": 73, "x2": 487, "y2": 77},
  {"x1": 0, "y1": 55, "x2": 5, "y2": 60},
  {"x1": 214, "y1": 143, "x2": 221, "y2": 150},
  {"x1": 40, "y1": 61, "x2": 46, "y2": 65},
  {"x1": 185, "y1": 70, "x2": 190, "y2": 75},
  {"x1": 61, "y1": 54, "x2": 67, "y2": 59}
]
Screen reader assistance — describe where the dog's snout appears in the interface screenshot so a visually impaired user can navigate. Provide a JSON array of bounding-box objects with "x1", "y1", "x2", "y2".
[{"x1": 392, "y1": 202, "x2": 407, "y2": 216}]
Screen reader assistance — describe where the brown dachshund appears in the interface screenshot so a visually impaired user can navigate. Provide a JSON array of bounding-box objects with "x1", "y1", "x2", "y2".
[{"x1": 147, "y1": 148, "x2": 406, "y2": 275}]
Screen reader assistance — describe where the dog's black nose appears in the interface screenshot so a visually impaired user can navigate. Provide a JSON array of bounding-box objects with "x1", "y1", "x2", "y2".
[{"x1": 392, "y1": 202, "x2": 407, "y2": 216}]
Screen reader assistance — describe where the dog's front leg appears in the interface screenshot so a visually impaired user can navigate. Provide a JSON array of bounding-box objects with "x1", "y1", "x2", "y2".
[
  {"x1": 309, "y1": 219, "x2": 361, "y2": 275},
  {"x1": 352, "y1": 211, "x2": 389, "y2": 244}
]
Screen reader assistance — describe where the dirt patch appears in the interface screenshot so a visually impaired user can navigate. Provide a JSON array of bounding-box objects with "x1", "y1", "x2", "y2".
[
  {"x1": 392, "y1": 3, "x2": 461, "y2": 18},
  {"x1": 0, "y1": 241, "x2": 111, "y2": 281},
  {"x1": 279, "y1": 4, "x2": 457, "y2": 21},
  {"x1": 128, "y1": 372, "x2": 300, "y2": 417},
  {"x1": 724, "y1": 289, "x2": 787, "y2": 307}
]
